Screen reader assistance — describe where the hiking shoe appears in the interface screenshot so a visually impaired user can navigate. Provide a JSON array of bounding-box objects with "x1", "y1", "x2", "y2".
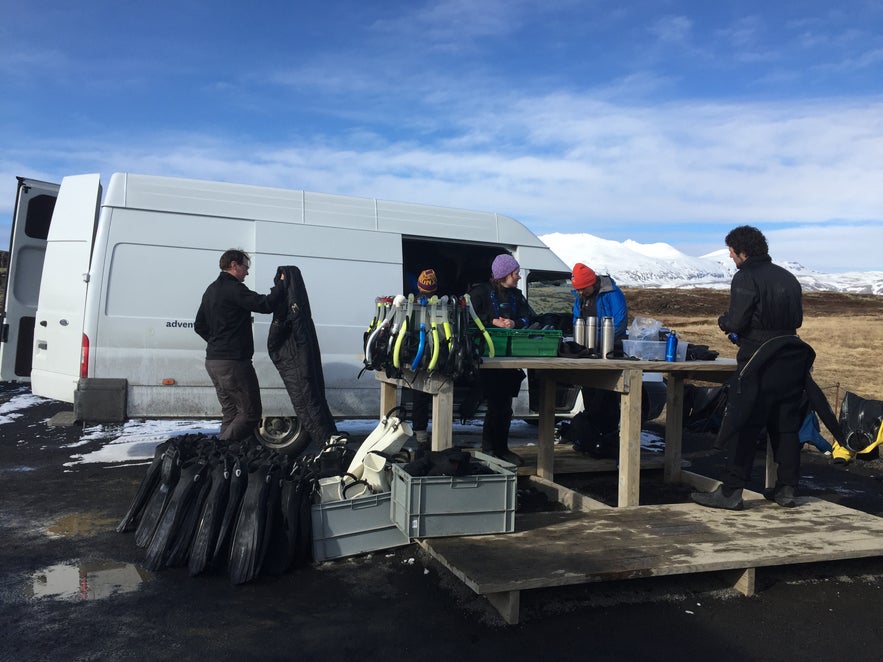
[
  {"x1": 690, "y1": 486, "x2": 744, "y2": 511},
  {"x1": 774, "y1": 485, "x2": 797, "y2": 508},
  {"x1": 763, "y1": 485, "x2": 798, "y2": 507}
]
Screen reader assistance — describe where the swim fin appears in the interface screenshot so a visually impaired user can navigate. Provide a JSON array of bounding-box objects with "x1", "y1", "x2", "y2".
[
  {"x1": 144, "y1": 458, "x2": 209, "y2": 571},
  {"x1": 165, "y1": 461, "x2": 212, "y2": 568},
  {"x1": 212, "y1": 454, "x2": 250, "y2": 568},
  {"x1": 261, "y1": 459, "x2": 293, "y2": 576},
  {"x1": 188, "y1": 457, "x2": 232, "y2": 576},
  {"x1": 134, "y1": 444, "x2": 181, "y2": 548},
  {"x1": 116, "y1": 440, "x2": 170, "y2": 533},
  {"x1": 228, "y1": 459, "x2": 274, "y2": 584},
  {"x1": 290, "y1": 459, "x2": 317, "y2": 568}
]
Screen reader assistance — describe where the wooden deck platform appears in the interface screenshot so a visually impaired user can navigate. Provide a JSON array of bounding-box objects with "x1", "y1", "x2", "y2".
[
  {"x1": 507, "y1": 442, "x2": 680, "y2": 476},
  {"x1": 422, "y1": 495, "x2": 883, "y2": 624}
]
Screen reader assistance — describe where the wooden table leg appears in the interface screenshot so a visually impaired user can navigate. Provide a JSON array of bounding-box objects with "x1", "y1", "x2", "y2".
[
  {"x1": 432, "y1": 380, "x2": 453, "y2": 451},
  {"x1": 618, "y1": 368, "x2": 642, "y2": 507},
  {"x1": 536, "y1": 374, "x2": 556, "y2": 481},
  {"x1": 664, "y1": 373, "x2": 685, "y2": 483},
  {"x1": 379, "y1": 380, "x2": 397, "y2": 418}
]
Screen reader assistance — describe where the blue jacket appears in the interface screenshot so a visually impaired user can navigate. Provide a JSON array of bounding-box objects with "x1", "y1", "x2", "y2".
[{"x1": 572, "y1": 275, "x2": 628, "y2": 341}]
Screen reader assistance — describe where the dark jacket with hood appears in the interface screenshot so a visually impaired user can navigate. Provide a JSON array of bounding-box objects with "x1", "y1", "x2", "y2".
[
  {"x1": 717, "y1": 254, "x2": 803, "y2": 364},
  {"x1": 195, "y1": 272, "x2": 281, "y2": 360},
  {"x1": 468, "y1": 281, "x2": 535, "y2": 329}
]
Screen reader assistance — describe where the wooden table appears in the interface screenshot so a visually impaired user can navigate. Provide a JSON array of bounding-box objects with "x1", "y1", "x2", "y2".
[
  {"x1": 481, "y1": 357, "x2": 737, "y2": 507},
  {"x1": 376, "y1": 357, "x2": 737, "y2": 508}
]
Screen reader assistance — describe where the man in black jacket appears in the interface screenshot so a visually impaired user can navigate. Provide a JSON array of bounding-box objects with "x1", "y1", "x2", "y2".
[
  {"x1": 692, "y1": 226, "x2": 810, "y2": 510},
  {"x1": 195, "y1": 249, "x2": 282, "y2": 442}
]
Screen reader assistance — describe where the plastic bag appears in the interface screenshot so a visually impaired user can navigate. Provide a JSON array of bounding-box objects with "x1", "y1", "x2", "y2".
[{"x1": 630, "y1": 316, "x2": 662, "y2": 341}]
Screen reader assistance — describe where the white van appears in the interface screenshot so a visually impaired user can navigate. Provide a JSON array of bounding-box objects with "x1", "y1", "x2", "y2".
[{"x1": 2, "y1": 173, "x2": 577, "y2": 449}]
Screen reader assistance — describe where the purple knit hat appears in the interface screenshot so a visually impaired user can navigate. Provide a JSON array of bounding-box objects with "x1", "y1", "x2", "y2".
[{"x1": 491, "y1": 254, "x2": 520, "y2": 279}]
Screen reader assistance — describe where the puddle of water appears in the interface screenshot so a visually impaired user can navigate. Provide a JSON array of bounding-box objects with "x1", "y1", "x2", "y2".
[
  {"x1": 30, "y1": 560, "x2": 149, "y2": 600},
  {"x1": 47, "y1": 512, "x2": 119, "y2": 537}
]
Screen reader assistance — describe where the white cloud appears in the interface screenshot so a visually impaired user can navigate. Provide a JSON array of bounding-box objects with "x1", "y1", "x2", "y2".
[{"x1": 3, "y1": 3, "x2": 883, "y2": 275}]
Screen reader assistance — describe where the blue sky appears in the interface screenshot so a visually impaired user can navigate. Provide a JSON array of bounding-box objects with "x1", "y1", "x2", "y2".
[{"x1": 2, "y1": 0, "x2": 882, "y2": 273}]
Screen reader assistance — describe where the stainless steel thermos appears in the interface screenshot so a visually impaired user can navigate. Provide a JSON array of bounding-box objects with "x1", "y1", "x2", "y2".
[
  {"x1": 574, "y1": 318, "x2": 586, "y2": 346},
  {"x1": 586, "y1": 316, "x2": 598, "y2": 350},
  {"x1": 601, "y1": 317, "x2": 614, "y2": 359}
]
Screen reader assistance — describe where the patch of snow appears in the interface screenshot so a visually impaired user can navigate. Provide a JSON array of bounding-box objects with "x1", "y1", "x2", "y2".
[{"x1": 0, "y1": 392, "x2": 49, "y2": 425}]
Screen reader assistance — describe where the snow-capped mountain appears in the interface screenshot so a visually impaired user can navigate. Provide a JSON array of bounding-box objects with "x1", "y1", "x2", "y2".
[{"x1": 540, "y1": 233, "x2": 883, "y2": 295}]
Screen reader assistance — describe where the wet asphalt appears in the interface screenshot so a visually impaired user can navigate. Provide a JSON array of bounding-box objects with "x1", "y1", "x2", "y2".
[{"x1": 1, "y1": 381, "x2": 883, "y2": 662}]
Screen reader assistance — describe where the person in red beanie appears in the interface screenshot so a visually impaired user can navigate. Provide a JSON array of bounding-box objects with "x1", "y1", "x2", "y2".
[
  {"x1": 569, "y1": 262, "x2": 629, "y2": 455},
  {"x1": 571, "y1": 262, "x2": 628, "y2": 347}
]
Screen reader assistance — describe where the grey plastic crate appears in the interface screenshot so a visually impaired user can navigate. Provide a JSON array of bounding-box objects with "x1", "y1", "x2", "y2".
[
  {"x1": 390, "y1": 451, "x2": 517, "y2": 538},
  {"x1": 311, "y1": 491, "x2": 410, "y2": 562}
]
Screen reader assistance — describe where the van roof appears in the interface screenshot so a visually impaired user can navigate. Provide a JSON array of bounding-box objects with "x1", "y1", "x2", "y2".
[{"x1": 103, "y1": 173, "x2": 567, "y2": 271}]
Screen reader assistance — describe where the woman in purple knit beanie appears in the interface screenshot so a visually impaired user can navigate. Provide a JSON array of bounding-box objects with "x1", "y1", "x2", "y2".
[{"x1": 466, "y1": 253, "x2": 535, "y2": 466}]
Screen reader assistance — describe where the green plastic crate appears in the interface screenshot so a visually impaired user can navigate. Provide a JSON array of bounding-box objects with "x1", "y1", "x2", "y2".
[
  {"x1": 477, "y1": 327, "x2": 512, "y2": 356},
  {"x1": 509, "y1": 329, "x2": 562, "y2": 356}
]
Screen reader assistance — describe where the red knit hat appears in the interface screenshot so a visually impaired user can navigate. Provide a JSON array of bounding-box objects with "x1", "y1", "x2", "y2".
[{"x1": 571, "y1": 263, "x2": 597, "y2": 290}]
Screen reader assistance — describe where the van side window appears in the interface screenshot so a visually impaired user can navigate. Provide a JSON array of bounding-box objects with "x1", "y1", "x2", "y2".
[{"x1": 25, "y1": 195, "x2": 56, "y2": 240}]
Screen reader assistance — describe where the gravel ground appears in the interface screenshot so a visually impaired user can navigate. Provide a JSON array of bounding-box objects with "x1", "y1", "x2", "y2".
[{"x1": 2, "y1": 382, "x2": 882, "y2": 662}]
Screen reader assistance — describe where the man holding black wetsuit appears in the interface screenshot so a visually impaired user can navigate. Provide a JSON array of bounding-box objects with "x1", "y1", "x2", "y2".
[{"x1": 692, "y1": 226, "x2": 812, "y2": 510}]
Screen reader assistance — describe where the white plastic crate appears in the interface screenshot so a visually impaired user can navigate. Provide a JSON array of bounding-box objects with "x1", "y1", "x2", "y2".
[
  {"x1": 389, "y1": 451, "x2": 517, "y2": 538},
  {"x1": 311, "y1": 491, "x2": 410, "y2": 561}
]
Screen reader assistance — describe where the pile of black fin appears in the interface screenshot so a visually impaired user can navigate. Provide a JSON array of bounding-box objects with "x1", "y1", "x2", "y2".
[{"x1": 117, "y1": 433, "x2": 318, "y2": 584}]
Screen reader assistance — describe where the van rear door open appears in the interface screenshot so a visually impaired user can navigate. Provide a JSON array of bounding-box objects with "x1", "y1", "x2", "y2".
[
  {"x1": 0, "y1": 178, "x2": 59, "y2": 381},
  {"x1": 30, "y1": 174, "x2": 100, "y2": 403}
]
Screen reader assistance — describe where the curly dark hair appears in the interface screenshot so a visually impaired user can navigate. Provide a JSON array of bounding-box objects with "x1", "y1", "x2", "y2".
[
  {"x1": 219, "y1": 249, "x2": 249, "y2": 270},
  {"x1": 725, "y1": 225, "x2": 768, "y2": 258}
]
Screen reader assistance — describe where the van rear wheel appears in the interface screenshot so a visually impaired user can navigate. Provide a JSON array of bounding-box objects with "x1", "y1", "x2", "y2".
[{"x1": 257, "y1": 416, "x2": 310, "y2": 456}]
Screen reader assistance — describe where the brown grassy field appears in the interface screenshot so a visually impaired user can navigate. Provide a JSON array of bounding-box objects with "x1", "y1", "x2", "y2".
[{"x1": 623, "y1": 288, "x2": 883, "y2": 410}]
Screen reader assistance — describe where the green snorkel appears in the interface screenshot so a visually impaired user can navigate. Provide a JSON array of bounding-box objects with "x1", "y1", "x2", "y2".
[{"x1": 463, "y1": 293, "x2": 494, "y2": 358}]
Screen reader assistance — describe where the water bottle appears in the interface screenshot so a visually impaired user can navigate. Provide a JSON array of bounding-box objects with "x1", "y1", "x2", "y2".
[
  {"x1": 601, "y1": 317, "x2": 614, "y2": 359},
  {"x1": 665, "y1": 331, "x2": 678, "y2": 362},
  {"x1": 574, "y1": 318, "x2": 586, "y2": 346},
  {"x1": 586, "y1": 316, "x2": 598, "y2": 350}
]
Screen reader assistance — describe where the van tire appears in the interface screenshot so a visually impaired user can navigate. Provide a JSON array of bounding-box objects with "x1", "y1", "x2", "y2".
[{"x1": 257, "y1": 416, "x2": 309, "y2": 456}]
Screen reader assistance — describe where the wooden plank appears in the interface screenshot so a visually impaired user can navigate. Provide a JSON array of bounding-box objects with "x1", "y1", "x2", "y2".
[
  {"x1": 480, "y1": 357, "x2": 737, "y2": 374},
  {"x1": 680, "y1": 469, "x2": 720, "y2": 492},
  {"x1": 431, "y1": 379, "x2": 453, "y2": 451},
  {"x1": 509, "y1": 443, "x2": 684, "y2": 477},
  {"x1": 527, "y1": 475, "x2": 611, "y2": 512},
  {"x1": 379, "y1": 380, "x2": 397, "y2": 418},
  {"x1": 618, "y1": 368, "x2": 643, "y2": 507},
  {"x1": 423, "y1": 498, "x2": 883, "y2": 595},
  {"x1": 664, "y1": 372, "x2": 685, "y2": 482},
  {"x1": 485, "y1": 591, "x2": 520, "y2": 625},
  {"x1": 732, "y1": 568, "x2": 756, "y2": 596},
  {"x1": 536, "y1": 375, "x2": 556, "y2": 480}
]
